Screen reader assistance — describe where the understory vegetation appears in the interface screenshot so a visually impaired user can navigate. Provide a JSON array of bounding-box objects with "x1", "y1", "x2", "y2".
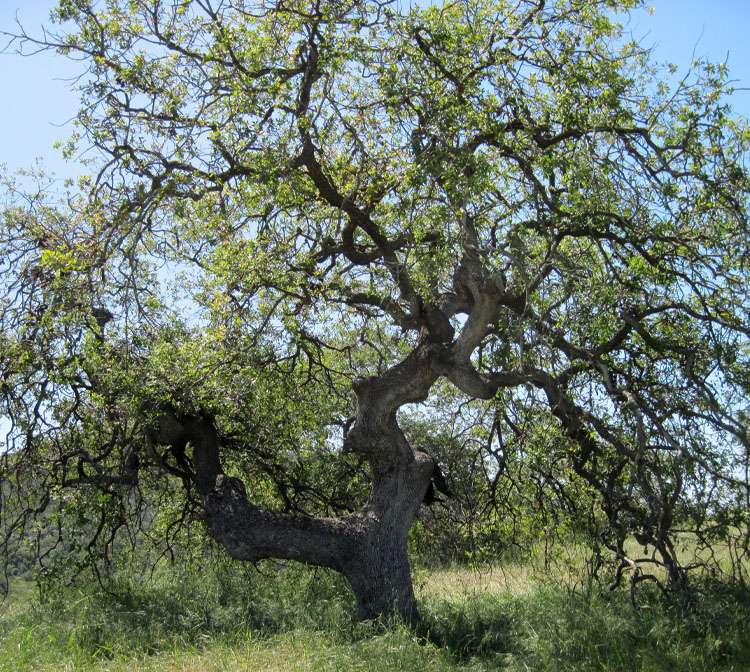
[{"x1": 2, "y1": 547, "x2": 749, "y2": 672}]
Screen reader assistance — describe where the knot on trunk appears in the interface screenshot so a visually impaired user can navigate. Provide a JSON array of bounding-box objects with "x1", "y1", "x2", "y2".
[
  {"x1": 352, "y1": 375, "x2": 376, "y2": 395},
  {"x1": 204, "y1": 475, "x2": 247, "y2": 518},
  {"x1": 342, "y1": 422, "x2": 394, "y2": 462},
  {"x1": 212, "y1": 474, "x2": 247, "y2": 501}
]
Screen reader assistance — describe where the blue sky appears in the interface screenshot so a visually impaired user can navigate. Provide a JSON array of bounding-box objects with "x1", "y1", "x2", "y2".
[{"x1": 1, "y1": 0, "x2": 749, "y2": 180}]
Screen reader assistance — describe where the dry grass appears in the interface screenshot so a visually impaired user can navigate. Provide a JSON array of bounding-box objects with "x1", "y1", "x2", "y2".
[{"x1": 416, "y1": 562, "x2": 536, "y2": 597}]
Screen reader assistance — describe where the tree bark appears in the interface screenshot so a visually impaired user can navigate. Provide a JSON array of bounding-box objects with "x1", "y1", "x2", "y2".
[
  {"x1": 341, "y1": 518, "x2": 419, "y2": 622},
  {"x1": 154, "y1": 388, "x2": 437, "y2": 622},
  {"x1": 199, "y1": 446, "x2": 433, "y2": 621}
]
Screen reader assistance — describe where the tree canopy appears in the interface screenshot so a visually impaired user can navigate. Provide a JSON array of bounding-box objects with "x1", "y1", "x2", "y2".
[{"x1": 1, "y1": 0, "x2": 749, "y2": 620}]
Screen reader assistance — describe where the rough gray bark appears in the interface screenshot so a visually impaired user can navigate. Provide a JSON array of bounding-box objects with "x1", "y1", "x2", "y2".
[{"x1": 155, "y1": 401, "x2": 435, "y2": 620}]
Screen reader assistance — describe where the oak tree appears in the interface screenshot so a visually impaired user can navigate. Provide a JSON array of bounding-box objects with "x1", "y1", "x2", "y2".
[{"x1": 2, "y1": 0, "x2": 750, "y2": 620}]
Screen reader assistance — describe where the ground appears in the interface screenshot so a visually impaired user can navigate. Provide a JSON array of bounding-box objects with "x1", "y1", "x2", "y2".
[{"x1": 2, "y1": 545, "x2": 749, "y2": 671}]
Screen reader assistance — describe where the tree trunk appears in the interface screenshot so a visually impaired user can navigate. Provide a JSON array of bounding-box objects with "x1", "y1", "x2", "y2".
[
  {"x1": 160, "y1": 341, "x2": 442, "y2": 622},
  {"x1": 340, "y1": 444, "x2": 434, "y2": 621},
  {"x1": 197, "y1": 430, "x2": 434, "y2": 622},
  {"x1": 342, "y1": 526, "x2": 418, "y2": 622}
]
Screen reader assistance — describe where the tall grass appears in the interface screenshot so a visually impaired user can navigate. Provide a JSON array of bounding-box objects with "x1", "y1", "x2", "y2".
[{"x1": 2, "y1": 553, "x2": 749, "y2": 671}]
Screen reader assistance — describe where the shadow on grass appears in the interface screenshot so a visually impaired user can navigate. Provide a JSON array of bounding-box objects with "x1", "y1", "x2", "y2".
[{"x1": 416, "y1": 592, "x2": 515, "y2": 660}]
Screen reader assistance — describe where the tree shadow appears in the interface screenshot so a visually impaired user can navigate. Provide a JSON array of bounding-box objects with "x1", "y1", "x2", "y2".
[{"x1": 416, "y1": 592, "x2": 516, "y2": 660}]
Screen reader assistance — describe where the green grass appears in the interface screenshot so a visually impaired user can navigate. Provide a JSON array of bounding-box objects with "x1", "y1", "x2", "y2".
[{"x1": 1, "y1": 557, "x2": 749, "y2": 672}]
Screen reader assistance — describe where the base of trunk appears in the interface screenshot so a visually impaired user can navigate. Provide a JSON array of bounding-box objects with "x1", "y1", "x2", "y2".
[{"x1": 343, "y1": 534, "x2": 417, "y2": 622}]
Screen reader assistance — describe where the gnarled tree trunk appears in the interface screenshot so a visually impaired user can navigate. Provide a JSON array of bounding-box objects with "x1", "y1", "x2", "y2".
[
  {"x1": 147, "y1": 226, "x2": 504, "y2": 622},
  {"x1": 197, "y1": 429, "x2": 434, "y2": 621},
  {"x1": 153, "y1": 350, "x2": 438, "y2": 621},
  {"x1": 148, "y1": 251, "x2": 504, "y2": 621}
]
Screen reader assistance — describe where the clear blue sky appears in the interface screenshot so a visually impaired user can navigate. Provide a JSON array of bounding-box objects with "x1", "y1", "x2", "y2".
[{"x1": 1, "y1": 0, "x2": 749, "y2": 180}]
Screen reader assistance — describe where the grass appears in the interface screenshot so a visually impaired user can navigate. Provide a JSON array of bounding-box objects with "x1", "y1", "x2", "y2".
[{"x1": 1, "y1": 554, "x2": 749, "y2": 672}]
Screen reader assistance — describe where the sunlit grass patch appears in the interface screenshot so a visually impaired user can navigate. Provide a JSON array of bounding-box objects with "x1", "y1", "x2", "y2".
[{"x1": 416, "y1": 562, "x2": 537, "y2": 598}]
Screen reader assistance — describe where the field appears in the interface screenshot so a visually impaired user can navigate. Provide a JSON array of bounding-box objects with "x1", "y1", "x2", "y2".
[{"x1": 1, "y1": 552, "x2": 749, "y2": 672}]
